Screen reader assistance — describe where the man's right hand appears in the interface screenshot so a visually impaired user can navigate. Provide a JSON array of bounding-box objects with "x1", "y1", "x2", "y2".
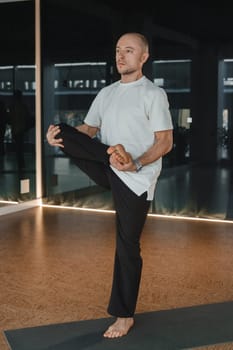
[{"x1": 46, "y1": 124, "x2": 64, "y2": 148}]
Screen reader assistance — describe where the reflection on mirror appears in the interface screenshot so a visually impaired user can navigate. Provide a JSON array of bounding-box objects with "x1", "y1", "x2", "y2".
[
  {"x1": 43, "y1": 57, "x2": 233, "y2": 220},
  {"x1": 0, "y1": 0, "x2": 36, "y2": 208},
  {"x1": 41, "y1": 1, "x2": 233, "y2": 221}
]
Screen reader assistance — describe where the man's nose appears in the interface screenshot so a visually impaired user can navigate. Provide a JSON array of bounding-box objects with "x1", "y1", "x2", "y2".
[{"x1": 118, "y1": 51, "x2": 124, "y2": 58}]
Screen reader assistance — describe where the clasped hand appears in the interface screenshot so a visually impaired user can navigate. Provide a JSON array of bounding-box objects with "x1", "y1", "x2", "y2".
[{"x1": 108, "y1": 151, "x2": 135, "y2": 172}]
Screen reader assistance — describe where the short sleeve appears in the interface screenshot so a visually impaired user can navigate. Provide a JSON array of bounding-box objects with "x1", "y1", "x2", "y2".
[
  {"x1": 148, "y1": 87, "x2": 173, "y2": 132},
  {"x1": 84, "y1": 89, "x2": 105, "y2": 128}
]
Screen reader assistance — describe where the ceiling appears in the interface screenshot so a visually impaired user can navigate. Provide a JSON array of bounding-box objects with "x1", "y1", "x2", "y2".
[
  {"x1": 1, "y1": 0, "x2": 233, "y2": 44},
  {"x1": 97, "y1": 0, "x2": 233, "y2": 44},
  {"x1": 44, "y1": 0, "x2": 233, "y2": 58},
  {"x1": 0, "y1": 0, "x2": 233, "y2": 65}
]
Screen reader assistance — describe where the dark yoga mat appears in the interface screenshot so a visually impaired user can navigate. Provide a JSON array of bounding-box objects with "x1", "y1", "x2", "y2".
[{"x1": 3, "y1": 301, "x2": 233, "y2": 350}]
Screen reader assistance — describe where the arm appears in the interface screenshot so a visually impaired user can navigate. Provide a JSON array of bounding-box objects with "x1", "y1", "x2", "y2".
[
  {"x1": 46, "y1": 123, "x2": 99, "y2": 148},
  {"x1": 75, "y1": 123, "x2": 99, "y2": 138},
  {"x1": 110, "y1": 129, "x2": 173, "y2": 171},
  {"x1": 137, "y1": 129, "x2": 173, "y2": 166}
]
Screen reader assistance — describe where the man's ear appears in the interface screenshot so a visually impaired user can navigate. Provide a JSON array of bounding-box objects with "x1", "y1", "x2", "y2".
[{"x1": 141, "y1": 52, "x2": 149, "y2": 64}]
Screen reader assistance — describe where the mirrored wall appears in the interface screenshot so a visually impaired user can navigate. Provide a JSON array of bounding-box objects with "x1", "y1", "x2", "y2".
[
  {"x1": 0, "y1": 0, "x2": 224, "y2": 221},
  {"x1": 0, "y1": 0, "x2": 36, "y2": 208},
  {"x1": 41, "y1": 0, "x2": 233, "y2": 220}
]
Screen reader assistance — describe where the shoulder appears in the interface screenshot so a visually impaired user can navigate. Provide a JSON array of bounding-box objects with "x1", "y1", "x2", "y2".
[
  {"x1": 141, "y1": 77, "x2": 168, "y2": 104},
  {"x1": 101, "y1": 80, "x2": 119, "y2": 92},
  {"x1": 142, "y1": 76, "x2": 167, "y2": 95},
  {"x1": 94, "y1": 80, "x2": 119, "y2": 99}
]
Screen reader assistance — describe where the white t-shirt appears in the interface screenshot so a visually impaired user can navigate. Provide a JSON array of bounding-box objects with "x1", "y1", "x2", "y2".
[{"x1": 84, "y1": 76, "x2": 173, "y2": 200}]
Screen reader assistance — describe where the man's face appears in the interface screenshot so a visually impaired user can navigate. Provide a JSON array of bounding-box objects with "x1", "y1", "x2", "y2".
[{"x1": 115, "y1": 34, "x2": 148, "y2": 76}]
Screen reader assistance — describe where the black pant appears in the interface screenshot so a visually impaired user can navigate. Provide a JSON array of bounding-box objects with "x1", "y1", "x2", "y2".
[{"x1": 56, "y1": 123, "x2": 151, "y2": 317}]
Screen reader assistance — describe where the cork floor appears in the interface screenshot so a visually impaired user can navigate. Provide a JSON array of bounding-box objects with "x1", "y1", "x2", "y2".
[{"x1": 1, "y1": 206, "x2": 233, "y2": 349}]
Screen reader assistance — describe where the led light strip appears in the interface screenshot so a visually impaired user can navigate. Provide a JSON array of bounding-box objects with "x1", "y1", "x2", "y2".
[{"x1": 41, "y1": 204, "x2": 233, "y2": 224}]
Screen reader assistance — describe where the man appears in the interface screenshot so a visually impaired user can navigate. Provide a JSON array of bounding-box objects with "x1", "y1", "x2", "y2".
[
  {"x1": 46, "y1": 32, "x2": 173, "y2": 338},
  {"x1": 0, "y1": 99, "x2": 7, "y2": 156},
  {"x1": 8, "y1": 89, "x2": 32, "y2": 169}
]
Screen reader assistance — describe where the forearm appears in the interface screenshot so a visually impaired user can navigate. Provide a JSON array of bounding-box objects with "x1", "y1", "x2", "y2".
[
  {"x1": 138, "y1": 141, "x2": 172, "y2": 166},
  {"x1": 75, "y1": 123, "x2": 99, "y2": 138},
  {"x1": 110, "y1": 130, "x2": 173, "y2": 172},
  {"x1": 137, "y1": 130, "x2": 173, "y2": 166}
]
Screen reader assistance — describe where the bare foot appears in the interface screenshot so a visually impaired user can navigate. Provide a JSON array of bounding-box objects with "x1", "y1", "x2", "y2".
[
  {"x1": 103, "y1": 317, "x2": 134, "y2": 338},
  {"x1": 107, "y1": 144, "x2": 131, "y2": 164}
]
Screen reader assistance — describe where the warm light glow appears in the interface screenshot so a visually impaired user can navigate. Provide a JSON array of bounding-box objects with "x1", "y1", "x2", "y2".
[
  {"x1": 35, "y1": 0, "x2": 42, "y2": 199},
  {"x1": 41, "y1": 204, "x2": 233, "y2": 224},
  {"x1": 55, "y1": 62, "x2": 106, "y2": 67},
  {"x1": 148, "y1": 213, "x2": 233, "y2": 224},
  {"x1": 0, "y1": 200, "x2": 18, "y2": 204},
  {"x1": 42, "y1": 204, "x2": 115, "y2": 214}
]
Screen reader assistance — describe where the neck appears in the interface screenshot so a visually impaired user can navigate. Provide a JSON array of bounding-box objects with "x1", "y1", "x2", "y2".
[{"x1": 120, "y1": 71, "x2": 143, "y2": 84}]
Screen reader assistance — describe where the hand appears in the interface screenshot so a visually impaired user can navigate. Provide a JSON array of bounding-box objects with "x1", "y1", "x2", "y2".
[
  {"x1": 109, "y1": 152, "x2": 135, "y2": 171},
  {"x1": 107, "y1": 144, "x2": 136, "y2": 171},
  {"x1": 46, "y1": 124, "x2": 64, "y2": 148}
]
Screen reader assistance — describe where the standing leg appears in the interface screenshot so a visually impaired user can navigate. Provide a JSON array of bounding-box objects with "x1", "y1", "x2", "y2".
[
  {"x1": 56, "y1": 124, "x2": 150, "y2": 337},
  {"x1": 107, "y1": 171, "x2": 151, "y2": 316},
  {"x1": 104, "y1": 170, "x2": 151, "y2": 337}
]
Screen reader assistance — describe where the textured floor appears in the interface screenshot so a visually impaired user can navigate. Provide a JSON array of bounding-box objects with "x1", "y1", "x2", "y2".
[
  {"x1": 1, "y1": 207, "x2": 233, "y2": 349},
  {"x1": 191, "y1": 344, "x2": 233, "y2": 350}
]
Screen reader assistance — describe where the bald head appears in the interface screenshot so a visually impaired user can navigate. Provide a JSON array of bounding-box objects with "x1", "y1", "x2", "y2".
[{"x1": 117, "y1": 32, "x2": 149, "y2": 54}]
